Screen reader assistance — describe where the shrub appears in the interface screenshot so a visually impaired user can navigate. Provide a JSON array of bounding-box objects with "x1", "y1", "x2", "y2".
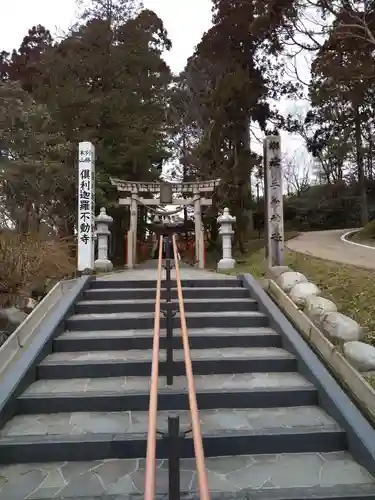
[{"x1": 0, "y1": 231, "x2": 75, "y2": 306}]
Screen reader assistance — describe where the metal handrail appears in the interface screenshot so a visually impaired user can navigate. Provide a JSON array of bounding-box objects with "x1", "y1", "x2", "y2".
[
  {"x1": 144, "y1": 235, "x2": 164, "y2": 500},
  {"x1": 172, "y1": 234, "x2": 210, "y2": 500}
]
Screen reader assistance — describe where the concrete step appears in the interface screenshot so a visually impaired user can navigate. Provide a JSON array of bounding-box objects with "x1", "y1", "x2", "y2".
[
  {"x1": 92, "y1": 278, "x2": 241, "y2": 290},
  {"x1": 37, "y1": 347, "x2": 296, "y2": 379},
  {"x1": 84, "y1": 286, "x2": 250, "y2": 301},
  {"x1": 1, "y1": 452, "x2": 374, "y2": 499},
  {"x1": 54, "y1": 327, "x2": 281, "y2": 352},
  {"x1": 66, "y1": 310, "x2": 269, "y2": 331},
  {"x1": 74, "y1": 298, "x2": 258, "y2": 314},
  {"x1": 0, "y1": 406, "x2": 346, "y2": 463},
  {"x1": 17, "y1": 373, "x2": 317, "y2": 413}
]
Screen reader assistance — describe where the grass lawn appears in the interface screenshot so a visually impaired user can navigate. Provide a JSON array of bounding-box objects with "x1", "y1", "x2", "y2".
[
  {"x1": 224, "y1": 235, "x2": 375, "y2": 347},
  {"x1": 351, "y1": 232, "x2": 375, "y2": 247},
  {"x1": 351, "y1": 235, "x2": 375, "y2": 247},
  {"x1": 352, "y1": 220, "x2": 375, "y2": 246}
]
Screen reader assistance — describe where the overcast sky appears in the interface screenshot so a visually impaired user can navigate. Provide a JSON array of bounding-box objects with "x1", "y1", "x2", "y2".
[
  {"x1": 1, "y1": 0, "x2": 309, "y2": 166},
  {"x1": 1, "y1": 0, "x2": 213, "y2": 73}
]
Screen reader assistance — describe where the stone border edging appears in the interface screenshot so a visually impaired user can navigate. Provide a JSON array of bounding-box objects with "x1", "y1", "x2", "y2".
[
  {"x1": 239, "y1": 273, "x2": 375, "y2": 477},
  {"x1": 271, "y1": 266, "x2": 375, "y2": 377},
  {"x1": 0, "y1": 275, "x2": 92, "y2": 428},
  {"x1": 266, "y1": 278, "x2": 375, "y2": 424},
  {"x1": 341, "y1": 229, "x2": 375, "y2": 250}
]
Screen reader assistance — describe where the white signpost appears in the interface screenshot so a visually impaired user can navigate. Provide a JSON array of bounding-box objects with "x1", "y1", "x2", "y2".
[{"x1": 78, "y1": 142, "x2": 95, "y2": 271}]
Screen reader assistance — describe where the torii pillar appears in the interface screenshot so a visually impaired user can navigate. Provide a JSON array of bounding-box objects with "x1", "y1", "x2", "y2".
[
  {"x1": 193, "y1": 185, "x2": 205, "y2": 269},
  {"x1": 127, "y1": 190, "x2": 138, "y2": 269}
]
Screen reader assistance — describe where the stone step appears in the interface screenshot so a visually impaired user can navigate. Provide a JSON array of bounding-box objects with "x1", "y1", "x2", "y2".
[
  {"x1": 84, "y1": 286, "x2": 250, "y2": 301},
  {"x1": 91, "y1": 278, "x2": 241, "y2": 290},
  {"x1": 0, "y1": 407, "x2": 346, "y2": 463},
  {"x1": 37, "y1": 347, "x2": 296, "y2": 379},
  {"x1": 54, "y1": 327, "x2": 281, "y2": 352},
  {"x1": 74, "y1": 298, "x2": 258, "y2": 314},
  {"x1": 66, "y1": 310, "x2": 269, "y2": 331},
  {"x1": 17, "y1": 373, "x2": 317, "y2": 414},
  {"x1": 1, "y1": 452, "x2": 375, "y2": 500}
]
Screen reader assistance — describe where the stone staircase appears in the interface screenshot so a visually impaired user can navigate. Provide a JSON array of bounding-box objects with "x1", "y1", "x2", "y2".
[{"x1": 0, "y1": 275, "x2": 375, "y2": 499}]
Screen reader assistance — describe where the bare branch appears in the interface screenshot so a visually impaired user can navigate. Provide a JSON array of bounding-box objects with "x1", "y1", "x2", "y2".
[{"x1": 283, "y1": 151, "x2": 312, "y2": 195}]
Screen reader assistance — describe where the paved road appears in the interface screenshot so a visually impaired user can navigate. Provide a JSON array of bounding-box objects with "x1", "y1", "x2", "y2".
[{"x1": 286, "y1": 229, "x2": 375, "y2": 270}]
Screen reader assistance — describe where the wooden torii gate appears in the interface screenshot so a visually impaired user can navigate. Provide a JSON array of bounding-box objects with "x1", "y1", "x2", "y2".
[{"x1": 110, "y1": 178, "x2": 220, "y2": 269}]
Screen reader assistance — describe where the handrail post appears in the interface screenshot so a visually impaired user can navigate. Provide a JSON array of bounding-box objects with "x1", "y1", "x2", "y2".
[
  {"x1": 165, "y1": 257, "x2": 172, "y2": 301},
  {"x1": 164, "y1": 235, "x2": 175, "y2": 386},
  {"x1": 165, "y1": 280, "x2": 174, "y2": 386},
  {"x1": 168, "y1": 415, "x2": 181, "y2": 500}
]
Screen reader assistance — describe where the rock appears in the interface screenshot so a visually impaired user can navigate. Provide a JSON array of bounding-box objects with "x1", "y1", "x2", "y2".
[
  {"x1": 304, "y1": 296, "x2": 337, "y2": 326},
  {"x1": 343, "y1": 341, "x2": 375, "y2": 372},
  {"x1": 321, "y1": 312, "x2": 363, "y2": 343},
  {"x1": 31, "y1": 283, "x2": 46, "y2": 300},
  {"x1": 0, "y1": 331, "x2": 8, "y2": 346},
  {"x1": 31, "y1": 278, "x2": 57, "y2": 301},
  {"x1": 45, "y1": 278, "x2": 57, "y2": 293},
  {"x1": 276, "y1": 271, "x2": 307, "y2": 293},
  {"x1": 81, "y1": 268, "x2": 95, "y2": 276},
  {"x1": 270, "y1": 266, "x2": 293, "y2": 279},
  {"x1": 0, "y1": 307, "x2": 27, "y2": 346},
  {"x1": 0, "y1": 307, "x2": 27, "y2": 326},
  {"x1": 289, "y1": 282, "x2": 321, "y2": 307},
  {"x1": 16, "y1": 295, "x2": 38, "y2": 313},
  {"x1": 24, "y1": 297, "x2": 38, "y2": 314}
]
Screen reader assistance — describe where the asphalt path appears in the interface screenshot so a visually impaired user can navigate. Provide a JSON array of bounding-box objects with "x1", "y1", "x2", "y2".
[{"x1": 286, "y1": 229, "x2": 375, "y2": 270}]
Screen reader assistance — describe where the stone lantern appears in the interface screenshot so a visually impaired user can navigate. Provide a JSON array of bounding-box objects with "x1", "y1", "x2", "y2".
[
  {"x1": 217, "y1": 208, "x2": 236, "y2": 270},
  {"x1": 94, "y1": 207, "x2": 113, "y2": 272}
]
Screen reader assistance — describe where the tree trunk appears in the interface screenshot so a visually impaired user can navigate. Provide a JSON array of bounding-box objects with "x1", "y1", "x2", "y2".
[
  {"x1": 110, "y1": 207, "x2": 128, "y2": 266},
  {"x1": 354, "y1": 104, "x2": 368, "y2": 226},
  {"x1": 232, "y1": 117, "x2": 252, "y2": 253},
  {"x1": 368, "y1": 136, "x2": 373, "y2": 180},
  {"x1": 243, "y1": 119, "x2": 253, "y2": 235}
]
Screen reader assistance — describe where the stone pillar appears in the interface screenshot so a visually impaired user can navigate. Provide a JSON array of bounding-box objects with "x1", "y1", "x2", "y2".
[
  {"x1": 264, "y1": 134, "x2": 284, "y2": 268},
  {"x1": 127, "y1": 192, "x2": 138, "y2": 269},
  {"x1": 217, "y1": 208, "x2": 236, "y2": 270},
  {"x1": 94, "y1": 208, "x2": 113, "y2": 272},
  {"x1": 193, "y1": 186, "x2": 204, "y2": 268},
  {"x1": 263, "y1": 139, "x2": 269, "y2": 260}
]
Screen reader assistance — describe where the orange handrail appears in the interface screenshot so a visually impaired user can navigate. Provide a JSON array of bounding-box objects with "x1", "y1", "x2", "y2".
[
  {"x1": 172, "y1": 234, "x2": 210, "y2": 500},
  {"x1": 144, "y1": 235, "x2": 163, "y2": 500}
]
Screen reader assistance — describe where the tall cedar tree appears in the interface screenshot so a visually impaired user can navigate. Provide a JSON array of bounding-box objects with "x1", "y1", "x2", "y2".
[{"x1": 185, "y1": 0, "x2": 299, "y2": 251}]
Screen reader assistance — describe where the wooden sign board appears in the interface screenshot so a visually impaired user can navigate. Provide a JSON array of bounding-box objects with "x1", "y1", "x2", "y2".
[{"x1": 160, "y1": 183, "x2": 173, "y2": 204}]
